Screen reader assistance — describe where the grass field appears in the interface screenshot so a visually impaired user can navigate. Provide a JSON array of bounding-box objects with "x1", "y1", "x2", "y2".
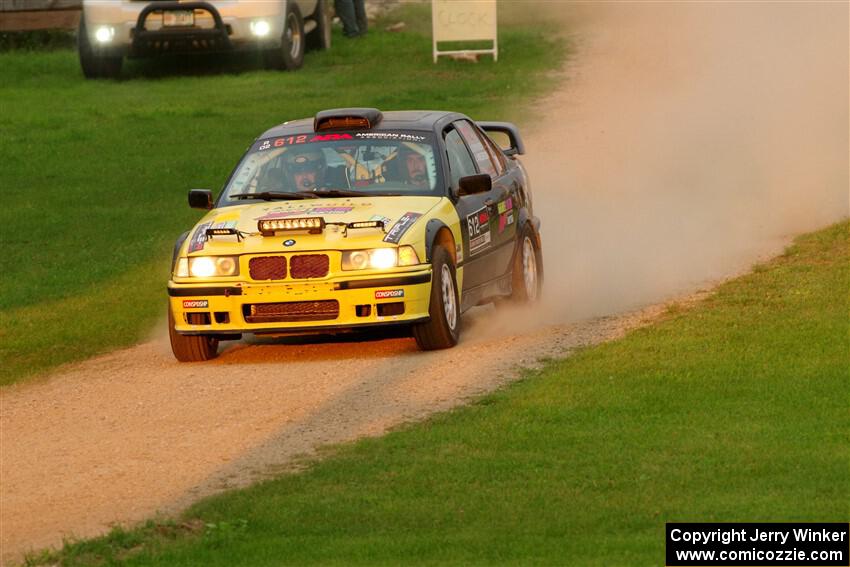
[
  {"x1": 0, "y1": 4, "x2": 566, "y2": 385},
  {"x1": 29, "y1": 222, "x2": 849, "y2": 565}
]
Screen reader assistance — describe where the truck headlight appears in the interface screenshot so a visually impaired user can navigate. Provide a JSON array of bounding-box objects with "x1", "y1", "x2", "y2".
[
  {"x1": 341, "y1": 246, "x2": 419, "y2": 271},
  {"x1": 94, "y1": 25, "x2": 115, "y2": 44},
  {"x1": 250, "y1": 19, "x2": 271, "y2": 37},
  {"x1": 178, "y1": 256, "x2": 240, "y2": 278}
]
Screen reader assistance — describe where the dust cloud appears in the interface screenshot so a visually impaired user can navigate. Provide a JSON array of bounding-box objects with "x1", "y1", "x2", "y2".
[{"x1": 518, "y1": 2, "x2": 849, "y2": 323}]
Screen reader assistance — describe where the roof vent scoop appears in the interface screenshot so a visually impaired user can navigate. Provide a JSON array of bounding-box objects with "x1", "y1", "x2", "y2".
[{"x1": 314, "y1": 108, "x2": 382, "y2": 131}]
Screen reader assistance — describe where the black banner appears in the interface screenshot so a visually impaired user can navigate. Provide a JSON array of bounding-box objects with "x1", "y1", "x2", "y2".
[{"x1": 666, "y1": 523, "x2": 849, "y2": 566}]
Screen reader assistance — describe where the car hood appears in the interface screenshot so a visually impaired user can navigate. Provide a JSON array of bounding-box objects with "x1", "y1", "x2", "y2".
[{"x1": 185, "y1": 196, "x2": 444, "y2": 255}]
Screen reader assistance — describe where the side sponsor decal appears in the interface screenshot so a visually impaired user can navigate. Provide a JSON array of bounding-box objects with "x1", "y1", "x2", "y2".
[
  {"x1": 466, "y1": 206, "x2": 491, "y2": 255},
  {"x1": 383, "y1": 212, "x2": 422, "y2": 244},
  {"x1": 497, "y1": 197, "x2": 513, "y2": 214},
  {"x1": 188, "y1": 221, "x2": 213, "y2": 253},
  {"x1": 182, "y1": 299, "x2": 209, "y2": 309},
  {"x1": 497, "y1": 197, "x2": 514, "y2": 233},
  {"x1": 375, "y1": 289, "x2": 404, "y2": 299},
  {"x1": 456, "y1": 242, "x2": 464, "y2": 264}
]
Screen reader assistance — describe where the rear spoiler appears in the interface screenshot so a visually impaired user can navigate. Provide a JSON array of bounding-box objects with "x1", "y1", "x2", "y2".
[{"x1": 476, "y1": 121, "x2": 525, "y2": 156}]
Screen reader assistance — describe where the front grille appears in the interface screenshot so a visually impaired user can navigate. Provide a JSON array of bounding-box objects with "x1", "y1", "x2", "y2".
[
  {"x1": 243, "y1": 301, "x2": 340, "y2": 323},
  {"x1": 249, "y1": 256, "x2": 287, "y2": 280},
  {"x1": 290, "y1": 254, "x2": 330, "y2": 279}
]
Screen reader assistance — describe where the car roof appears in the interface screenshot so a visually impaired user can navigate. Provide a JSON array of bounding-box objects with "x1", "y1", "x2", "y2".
[{"x1": 259, "y1": 109, "x2": 465, "y2": 139}]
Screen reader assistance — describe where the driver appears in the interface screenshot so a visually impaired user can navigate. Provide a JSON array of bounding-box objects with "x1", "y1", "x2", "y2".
[
  {"x1": 283, "y1": 149, "x2": 326, "y2": 191},
  {"x1": 395, "y1": 145, "x2": 430, "y2": 188}
]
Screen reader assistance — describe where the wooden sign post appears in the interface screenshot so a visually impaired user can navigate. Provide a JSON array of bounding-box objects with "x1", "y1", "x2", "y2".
[{"x1": 431, "y1": 0, "x2": 497, "y2": 63}]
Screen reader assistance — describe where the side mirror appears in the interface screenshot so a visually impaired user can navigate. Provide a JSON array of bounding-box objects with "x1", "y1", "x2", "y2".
[
  {"x1": 458, "y1": 174, "x2": 492, "y2": 196},
  {"x1": 188, "y1": 189, "x2": 213, "y2": 210},
  {"x1": 476, "y1": 121, "x2": 525, "y2": 156}
]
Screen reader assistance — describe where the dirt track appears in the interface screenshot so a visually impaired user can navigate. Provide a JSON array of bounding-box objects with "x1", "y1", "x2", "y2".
[{"x1": 1, "y1": 3, "x2": 847, "y2": 563}]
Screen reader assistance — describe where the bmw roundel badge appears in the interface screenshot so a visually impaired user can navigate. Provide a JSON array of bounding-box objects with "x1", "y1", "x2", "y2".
[{"x1": 283, "y1": 239, "x2": 296, "y2": 247}]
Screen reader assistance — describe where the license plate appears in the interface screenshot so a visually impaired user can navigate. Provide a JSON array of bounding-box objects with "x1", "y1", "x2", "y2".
[{"x1": 163, "y1": 10, "x2": 194, "y2": 27}]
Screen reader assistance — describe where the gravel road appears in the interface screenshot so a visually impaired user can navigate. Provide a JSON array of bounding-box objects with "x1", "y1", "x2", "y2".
[{"x1": 2, "y1": 3, "x2": 846, "y2": 564}]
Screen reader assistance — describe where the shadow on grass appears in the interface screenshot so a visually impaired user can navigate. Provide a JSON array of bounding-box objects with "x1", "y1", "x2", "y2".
[{"x1": 119, "y1": 50, "x2": 272, "y2": 80}]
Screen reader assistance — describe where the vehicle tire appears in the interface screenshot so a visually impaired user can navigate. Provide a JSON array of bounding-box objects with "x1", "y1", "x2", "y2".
[
  {"x1": 263, "y1": 3, "x2": 305, "y2": 70},
  {"x1": 509, "y1": 225, "x2": 543, "y2": 303},
  {"x1": 77, "y1": 14, "x2": 122, "y2": 79},
  {"x1": 306, "y1": 0, "x2": 332, "y2": 51},
  {"x1": 168, "y1": 305, "x2": 219, "y2": 362},
  {"x1": 413, "y1": 246, "x2": 460, "y2": 350}
]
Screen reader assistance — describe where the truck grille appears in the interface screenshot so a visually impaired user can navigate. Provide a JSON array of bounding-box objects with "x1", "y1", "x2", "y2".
[
  {"x1": 289, "y1": 254, "x2": 330, "y2": 279},
  {"x1": 243, "y1": 300, "x2": 340, "y2": 323},
  {"x1": 249, "y1": 256, "x2": 287, "y2": 280}
]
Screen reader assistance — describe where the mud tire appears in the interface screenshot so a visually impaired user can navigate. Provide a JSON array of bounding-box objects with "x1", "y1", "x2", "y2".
[
  {"x1": 264, "y1": 3, "x2": 305, "y2": 70},
  {"x1": 509, "y1": 225, "x2": 543, "y2": 303},
  {"x1": 413, "y1": 246, "x2": 460, "y2": 350},
  {"x1": 168, "y1": 306, "x2": 219, "y2": 362}
]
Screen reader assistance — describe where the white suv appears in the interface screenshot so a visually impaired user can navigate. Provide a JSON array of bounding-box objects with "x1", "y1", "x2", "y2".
[{"x1": 78, "y1": 0, "x2": 331, "y2": 79}]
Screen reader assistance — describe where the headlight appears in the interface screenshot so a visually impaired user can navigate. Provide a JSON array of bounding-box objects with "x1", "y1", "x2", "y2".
[
  {"x1": 250, "y1": 19, "x2": 271, "y2": 37},
  {"x1": 177, "y1": 256, "x2": 240, "y2": 278},
  {"x1": 341, "y1": 246, "x2": 419, "y2": 271},
  {"x1": 94, "y1": 25, "x2": 115, "y2": 44},
  {"x1": 369, "y1": 248, "x2": 397, "y2": 269}
]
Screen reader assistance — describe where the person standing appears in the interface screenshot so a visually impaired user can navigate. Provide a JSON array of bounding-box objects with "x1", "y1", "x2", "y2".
[{"x1": 334, "y1": 0, "x2": 368, "y2": 38}]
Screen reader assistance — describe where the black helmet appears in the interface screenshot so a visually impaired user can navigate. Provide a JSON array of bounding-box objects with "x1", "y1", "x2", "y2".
[{"x1": 283, "y1": 149, "x2": 326, "y2": 190}]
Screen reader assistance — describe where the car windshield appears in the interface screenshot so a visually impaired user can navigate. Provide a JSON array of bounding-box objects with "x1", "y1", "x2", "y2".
[{"x1": 221, "y1": 131, "x2": 442, "y2": 202}]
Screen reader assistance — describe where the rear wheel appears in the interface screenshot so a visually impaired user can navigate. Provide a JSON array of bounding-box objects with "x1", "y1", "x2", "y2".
[
  {"x1": 413, "y1": 246, "x2": 460, "y2": 350},
  {"x1": 306, "y1": 0, "x2": 332, "y2": 51},
  {"x1": 263, "y1": 3, "x2": 305, "y2": 70},
  {"x1": 77, "y1": 14, "x2": 122, "y2": 79},
  {"x1": 168, "y1": 305, "x2": 219, "y2": 362},
  {"x1": 509, "y1": 227, "x2": 542, "y2": 303}
]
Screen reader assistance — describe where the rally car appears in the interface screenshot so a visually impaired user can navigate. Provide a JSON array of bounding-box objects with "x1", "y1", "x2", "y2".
[
  {"x1": 78, "y1": 0, "x2": 331, "y2": 79},
  {"x1": 168, "y1": 108, "x2": 543, "y2": 361}
]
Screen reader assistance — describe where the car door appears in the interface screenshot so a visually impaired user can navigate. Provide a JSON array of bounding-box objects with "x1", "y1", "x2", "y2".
[
  {"x1": 444, "y1": 120, "x2": 507, "y2": 291},
  {"x1": 452, "y1": 119, "x2": 516, "y2": 282}
]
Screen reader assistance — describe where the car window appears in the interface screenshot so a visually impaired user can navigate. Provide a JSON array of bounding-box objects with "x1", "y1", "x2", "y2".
[
  {"x1": 454, "y1": 120, "x2": 498, "y2": 178},
  {"x1": 444, "y1": 128, "x2": 478, "y2": 189},
  {"x1": 222, "y1": 131, "x2": 441, "y2": 201},
  {"x1": 478, "y1": 128, "x2": 507, "y2": 174}
]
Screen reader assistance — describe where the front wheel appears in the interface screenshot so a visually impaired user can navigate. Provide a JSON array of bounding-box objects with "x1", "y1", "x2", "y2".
[
  {"x1": 413, "y1": 246, "x2": 460, "y2": 350},
  {"x1": 168, "y1": 305, "x2": 219, "y2": 362},
  {"x1": 263, "y1": 3, "x2": 305, "y2": 70}
]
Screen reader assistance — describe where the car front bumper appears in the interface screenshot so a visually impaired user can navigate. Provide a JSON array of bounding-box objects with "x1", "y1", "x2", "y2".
[
  {"x1": 168, "y1": 268, "x2": 432, "y2": 336},
  {"x1": 84, "y1": 1, "x2": 285, "y2": 56}
]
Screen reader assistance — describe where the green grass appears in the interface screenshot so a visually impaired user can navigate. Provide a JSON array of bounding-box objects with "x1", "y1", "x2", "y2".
[
  {"x1": 29, "y1": 222, "x2": 849, "y2": 565},
  {"x1": 0, "y1": 3, "x2": 566, "y2": 385}
]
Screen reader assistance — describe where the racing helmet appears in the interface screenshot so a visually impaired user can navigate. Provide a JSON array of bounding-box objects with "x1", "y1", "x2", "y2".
[
  {"x1": 396, "y1": 144, "x2": 429, "y2": 186},
  {"x1": 283, "y1": 148, "x2": 326, "y2": 190},
  {"x1": 384, "y1": 143, "x2": 429, "y2": 186}
]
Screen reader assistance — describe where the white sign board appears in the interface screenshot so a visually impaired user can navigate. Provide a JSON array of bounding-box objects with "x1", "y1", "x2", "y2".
[{"x1": 432, "y1": 0, "x2": 498, "y2": 62}]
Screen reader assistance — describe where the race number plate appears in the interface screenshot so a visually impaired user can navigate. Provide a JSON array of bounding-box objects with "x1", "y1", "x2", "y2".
[{"x1": 163, "y1": 10, "x2": 194, "y2": 27}]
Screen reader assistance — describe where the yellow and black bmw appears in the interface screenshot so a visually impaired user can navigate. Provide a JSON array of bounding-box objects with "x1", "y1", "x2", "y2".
[{"x1": 168, "y1": 108, "x2": 543, "y2": 361}]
